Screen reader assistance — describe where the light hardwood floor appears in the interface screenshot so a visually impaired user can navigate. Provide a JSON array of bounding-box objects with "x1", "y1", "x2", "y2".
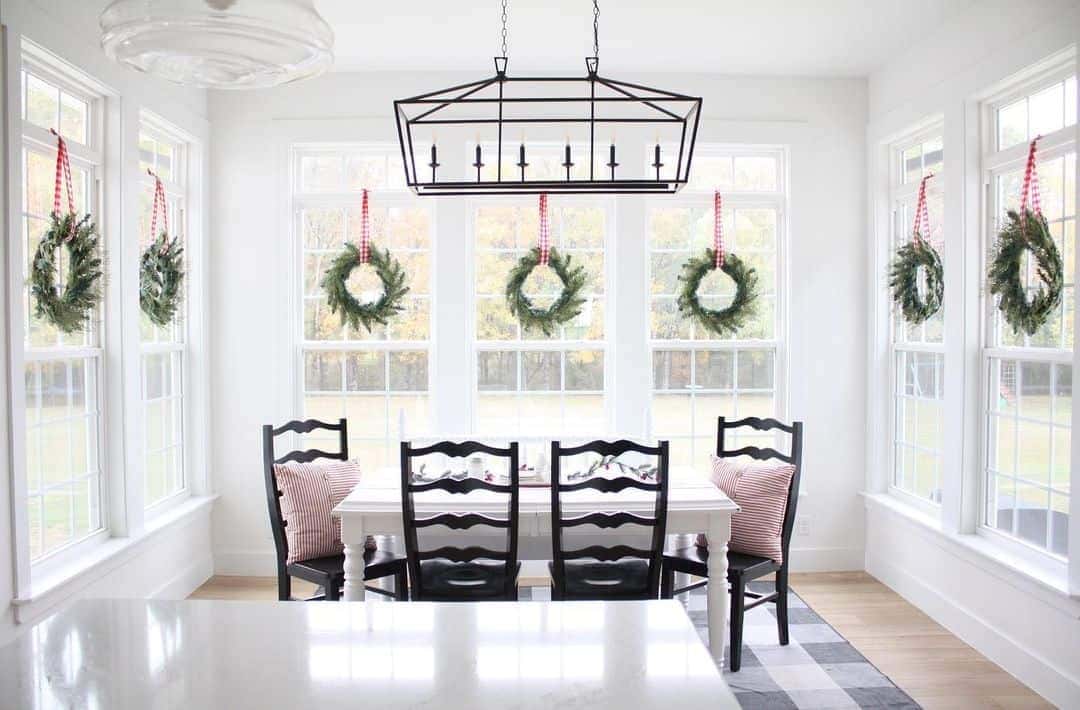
[{"x1": 190, "y1": 571, "x2": 1051, "y2": 709}]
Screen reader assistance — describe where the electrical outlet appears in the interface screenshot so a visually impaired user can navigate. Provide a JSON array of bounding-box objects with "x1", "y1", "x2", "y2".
[{"x1": 795, "y1": 517, "x2": 810, "y2": 537}]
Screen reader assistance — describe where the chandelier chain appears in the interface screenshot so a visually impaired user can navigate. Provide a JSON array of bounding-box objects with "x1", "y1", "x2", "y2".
[
  {"x1": 501, "y1": 0, "x2": 509, "y2": 56},
  {"x1": 592, "y1": 0, "x2": 600, "y2": 57}
]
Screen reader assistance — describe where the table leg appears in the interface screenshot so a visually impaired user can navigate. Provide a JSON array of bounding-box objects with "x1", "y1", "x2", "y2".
[
  {"x1": 341, "y1": 516, "x2": 366, "y2": 601},
  {"x1": 707, "y1": 512, "x2": 732, "y2": 667}
]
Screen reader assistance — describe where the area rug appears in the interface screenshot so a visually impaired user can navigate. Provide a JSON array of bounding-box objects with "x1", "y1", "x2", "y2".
[{"x1": 522, "y1": 582, "x2": 922, "y2": 710}]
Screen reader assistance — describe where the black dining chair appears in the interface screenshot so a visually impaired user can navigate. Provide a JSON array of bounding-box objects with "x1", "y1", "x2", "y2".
[
  {"x1": 400, "y1": 440, "x2": 521, "y2": 601},
  {"x1": 549, "y1": 439, "x2": 670, "y2": 601},
  {"x1": 661, "y1": 416, "x2": 804, "y2": 672},
  {"x1": 262, "y1": 418, "x2": 408, "y2": 601}
]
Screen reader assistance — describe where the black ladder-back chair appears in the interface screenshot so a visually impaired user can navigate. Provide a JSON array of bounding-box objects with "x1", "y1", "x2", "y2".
[
  {"x1": 661, "y1": 416, "x2": 804, "y2": 671},
  {"x1": 262, "y1": 418, "x2": 407, "y2": 601},
  {"x1": 400, "y1": 441, "x2": 521, "y2": 601},
  {"x1": 550, "y1": 439, "x2": 670, "y2": 601}
]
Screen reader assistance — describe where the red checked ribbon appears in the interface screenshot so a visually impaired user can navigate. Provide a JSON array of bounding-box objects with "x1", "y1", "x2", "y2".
[
  {"x1": 913, "y1": 173, "x2": 933, "y2": 244},
  {"x1": 1020, "y1": 136, "x2": 1043, "y2": 228},
  {"x1": 713, "y1": 191, "x2": 725, "y2": 269},
  {"x1": 149, "y1": 170, "x2": 169, "y2": 244},
  {"x1": 358, "y1": 188, "x2": 371, "y2": 264},
  {"x1": 50, "y1": 129, "x2": 76, "y2": 239},
  {"x1": 538, "y1": 193, "x2": 550, "y2": 266}
]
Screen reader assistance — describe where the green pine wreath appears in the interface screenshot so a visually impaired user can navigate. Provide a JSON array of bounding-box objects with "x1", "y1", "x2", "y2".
[
  {"x1": 30, "y1": 213, "x2": 104, "y2": 334},
  {"x1": 677, "y1": 248, "x2": 759, "y2": 337},
  {"x1": 140, "y1": 231, "x2": 185, "y2": 327},
  {"x1": 505, "y1": 246, "x2": 587, "y2": 337},
  {"x1": 888, "y1": 238, "x2": 944, "y2": 324},
  {"x1": 988, "y1": 208, "x2": 1063, "y2": 337},
  {"x1": 322, "y1": 243, "x2": 409, "y2": 333}
]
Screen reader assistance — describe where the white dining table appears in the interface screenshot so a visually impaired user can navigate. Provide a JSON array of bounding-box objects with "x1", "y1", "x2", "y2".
[
  {"x1": 0, "y1": 598, "x2": 739, "y2": 709},
  {"x1": 334, "y1": 467, "x2": 739, "y2": 664}
]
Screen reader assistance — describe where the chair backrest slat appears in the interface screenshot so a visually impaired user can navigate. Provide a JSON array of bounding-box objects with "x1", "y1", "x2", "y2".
[
  {"x1": 400, "y1": 440, "x2": 520, "y2": 600},
  {"x1": 716, "y1": 415, "x2": 804, "y2": 564},
  {"x1": 550, "y1": 439, "x2": 670, "y2": 599}
]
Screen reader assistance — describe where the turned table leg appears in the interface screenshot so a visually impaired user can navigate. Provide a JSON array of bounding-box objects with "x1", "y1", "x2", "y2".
[
  {"x1": 706, "y1": 512, "x2": 732, "y2": 666},
  {"x1": 341, "y1": 516, "x2": 366, "y2": 601}
]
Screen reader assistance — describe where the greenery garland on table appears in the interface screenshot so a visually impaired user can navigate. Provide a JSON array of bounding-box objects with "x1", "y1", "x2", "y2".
[
  {"x1": 888, "y1": 238, "x2": 944, "y2": 324},
  {"x1": 140, "y1": 232, "x2": 185, "y2": 327},
  {"x1": 504, "y1": 246, "x2": 588, "y2": 337},
  {"x1": 988, "y1": 208, "x2": 1063, "y2": 337},
  {"x1": 321, "y1": 243, "x2": 409, "y2": 333},
  {"x1": 677, "y1": 248, "x2": 759, "y2": 337},
  {"x1": 30, "y1": 212, "x2": 103, "y2": 334}
]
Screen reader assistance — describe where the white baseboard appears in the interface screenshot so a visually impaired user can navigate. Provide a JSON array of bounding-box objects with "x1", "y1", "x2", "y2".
[
  {"x1": 788, "y1": 545, "x2": 864, "y2": 572},
  {"x1": 152, "y1": 555, "x2": 214, "y2": 599},
  {"x1": 868, "y1": 553, "x2": 1080, "y2": 708},
  {"x1": 214, "y1": 550, "x2": 278, "y2": 577}
]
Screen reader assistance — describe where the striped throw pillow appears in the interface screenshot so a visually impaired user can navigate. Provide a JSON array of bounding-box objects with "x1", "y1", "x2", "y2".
[
  {"x1": 274, "y1": 460, "x2": 362, "y2": 565},
  {"x1": 709, "y1": 454, "x2": 795, "y2": 564}
]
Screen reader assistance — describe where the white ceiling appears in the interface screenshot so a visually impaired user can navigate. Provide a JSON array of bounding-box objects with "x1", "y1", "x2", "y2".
[{"x1": 316, "y1": 0, "x2": 973, "y2": 77}]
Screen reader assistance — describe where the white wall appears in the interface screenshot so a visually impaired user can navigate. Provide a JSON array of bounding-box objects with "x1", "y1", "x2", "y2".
[
  {"x1": 208, "y1": 72, "x2": 869, "y2": 576},
  {"x1": 0, "y1": 0, "x2": 212, "y2": 644},
  {"x1": 864, "y1": 0, "x2": 1080, "y2": 705}
]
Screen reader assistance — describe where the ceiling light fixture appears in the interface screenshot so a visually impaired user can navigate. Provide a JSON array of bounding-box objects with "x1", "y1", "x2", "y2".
[
  {"x1": 393, "y1": 0, "x2": 702, "y2": 196},
  {"x1": 100, "y1": 0, "x2": 334, "y2": 90}
]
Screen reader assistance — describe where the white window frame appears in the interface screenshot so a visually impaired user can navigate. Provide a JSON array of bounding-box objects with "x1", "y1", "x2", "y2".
[
  {"x1": 13, "y1": 47, "x2": 111, "y2": 578},
  {"x1": 978, "y1": 64, "x2": 1076, "y2": 563},
  {"x1": 466, "y1": 194, "x2": 615, "y2": 452},
  {"x1": 291, "y1": 144, "x2": 435, "y2": 464},
  {"x1": 646, "y1": 145, "x2": 789, "y2": 461},
  {"x1": 138, "y1": 113, "x2": 191, "y2": 514},
  {"x1": 886, "y1": 125, "x2": 946, "y2": 514}
]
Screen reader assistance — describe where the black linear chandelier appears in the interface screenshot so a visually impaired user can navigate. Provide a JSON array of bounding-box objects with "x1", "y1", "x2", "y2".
[{"x1": 393, "y1": 1, "x2": 702, "y2": 196}]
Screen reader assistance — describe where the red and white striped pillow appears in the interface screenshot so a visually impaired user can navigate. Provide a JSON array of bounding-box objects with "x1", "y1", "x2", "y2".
[
  {"x1": 709, "y1": 454, "x2": 796, "y2": 564},
  {"x1": 274, "y1": 460, "x2": 362, "y2": 565}
]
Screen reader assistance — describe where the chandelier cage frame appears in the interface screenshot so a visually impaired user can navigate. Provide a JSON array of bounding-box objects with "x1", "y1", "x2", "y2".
[{"x1": 393, "y1": 56, "x2": 703, "y2": 196}]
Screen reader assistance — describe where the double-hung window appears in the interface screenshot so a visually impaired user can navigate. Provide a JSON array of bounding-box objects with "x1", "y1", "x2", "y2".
[
  {"x1": 19, "y1": 56, "x2": 106, "y2": 563},
  {"x1": 295, "y1": 147, "x2": 433, "y2": 470},
  {"x1": 888, "y1": 131, "x2": 945, "y2": 506},
  {"x1": 472, "y1": 198, "x2": 608, "y2": 456},
  {"x1": 648, "y1": 149, "x2": 786, "y2": 468},
  {"x1": 982, "y1": 70, "x2": 1076, "y2": 557},
  {"x1": 138, "y1": 117, "x2": 189, "y2": 509}
]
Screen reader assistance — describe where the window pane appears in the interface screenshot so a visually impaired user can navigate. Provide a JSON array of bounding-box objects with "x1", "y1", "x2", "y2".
[{"x1": 25, "y1": 73, "x2": 58, "y2": 132}]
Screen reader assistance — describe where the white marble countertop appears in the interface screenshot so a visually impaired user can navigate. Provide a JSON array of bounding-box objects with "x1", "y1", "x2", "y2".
[{"x1": 0, "y1": 598, "x2": 738, "y2": 710}]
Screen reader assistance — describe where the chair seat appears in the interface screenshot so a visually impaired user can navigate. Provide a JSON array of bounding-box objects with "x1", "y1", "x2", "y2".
[
  {"x1": 662, "y1": 534, "x2": 779, "y2": 581},
  {"x1": 551, "y1": 559, "x2": 653, "y2": 600},
  {"x1": 287, "y1": 535, "x2": 406, "y2": 585},
  {"x1": 418, "y1": 559, "x2": 520, "y2": 600}
]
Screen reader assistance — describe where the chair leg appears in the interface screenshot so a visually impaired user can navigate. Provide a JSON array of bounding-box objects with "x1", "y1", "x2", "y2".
[
  {"x1": 394, "y1": 569, "x2": 409, "y2": 601},
  {"x1": 660, "y1": 562, "x2": 674, "y2": 599},
  {"x1": 775, "y1": 567, "x2": 790, "y2": 646},
  {"x1": 326, "y1": 578, "x2": 341, "y2": 601},
  {"x1": 729, "y1": 575, "x2": 745, "y2": 672},
  {"x1": 277, "y1": 566, "x2": 291, "y2": 601}
]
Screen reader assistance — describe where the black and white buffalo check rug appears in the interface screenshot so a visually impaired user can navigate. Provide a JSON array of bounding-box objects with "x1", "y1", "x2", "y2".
[{"x1": 520, "y1": 582, "x2": 921, "y2": 709}]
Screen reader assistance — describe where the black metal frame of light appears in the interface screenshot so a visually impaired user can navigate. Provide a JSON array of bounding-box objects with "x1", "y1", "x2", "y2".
[{"x1": 393, "y1": 57, "x2": 703, "y2": 196}]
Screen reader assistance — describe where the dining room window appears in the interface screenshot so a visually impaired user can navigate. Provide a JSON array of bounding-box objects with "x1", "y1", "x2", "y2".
[
  {"x1": 295, "y1": 147, "x2": 433, "y2": 471},
  {"x1": 472, "y1": 199, "x2": 608, "y2": 445},
  {"x1": 888, "y1": 130, "x2": 945, "y2": 506},
  {"x1": 138, "y1": 116, "x2": 189, "y2": 509},
  {"x1": 19, "y1": 55, "x2": 106, "y2": 562},
  {"x1": 982, "y1": 68, "x2": 1076, "y2": 557},
  {"x1": 648, "y1": 148, "x2": 786, "y2": 469}
]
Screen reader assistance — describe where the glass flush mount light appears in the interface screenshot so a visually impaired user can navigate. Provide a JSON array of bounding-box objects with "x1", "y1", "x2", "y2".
[{"x1": 100, "y1": 0, "x2": 334, "y2": 89}]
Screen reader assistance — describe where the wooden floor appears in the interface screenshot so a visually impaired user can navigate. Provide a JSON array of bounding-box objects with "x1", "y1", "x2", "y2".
[{"x1": 190, "y1": 571, "x2": 1051, "y2": 709}]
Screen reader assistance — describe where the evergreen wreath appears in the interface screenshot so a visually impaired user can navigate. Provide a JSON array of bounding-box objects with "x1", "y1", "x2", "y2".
[
  {"x1": 888, "y1": 239, "x2": 944, "y2": 324},
  {"x1": 677, "y1": 248, "x2": 759, "y2": 337},
  {"x1": 30, "y1": 212, "x2": 104, "y2": 334},
  {"x1": 321, "y1": 243, "x2": 410, "y2": 333},
  {"x1": 140, "y1": 232, "x2": 185, "y2": 327},
  {"x1": 988, "y1": 208, "x2": 1063, "y2": 337},
  {"x1": 504, "y1": 246, "x2": 587, "y2": 337}
]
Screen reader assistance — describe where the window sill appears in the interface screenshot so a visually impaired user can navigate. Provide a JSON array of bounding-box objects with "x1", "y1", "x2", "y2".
[
  {"x1": 862, "y1": 492, "x2": 1078, "y2": 614},
  {"x1": 14, "y1": 495, "x2": 217, "y2": 625}
]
